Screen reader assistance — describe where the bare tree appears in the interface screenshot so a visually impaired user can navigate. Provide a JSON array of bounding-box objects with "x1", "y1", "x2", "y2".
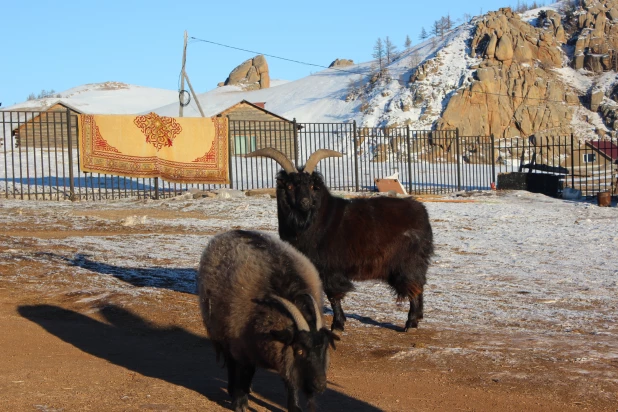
[
  {"x1": 385, "y1": 36, "x2": 398, "y2": 64},
  {"x1": 405, "y1": 35, "x2": 412, "y2": 50},
  {"x1": 409, "y1": 50, "x2": 421, "y2": 67},
  {"x1": 431, "y1": 19, "x2": 445, "y2": 38},
  {"x1": 444, "y1": 13, "x2": 452, "y2": 31},
  {"x1": 372, "y1": 38, "x2": 385, "y2": 71}
]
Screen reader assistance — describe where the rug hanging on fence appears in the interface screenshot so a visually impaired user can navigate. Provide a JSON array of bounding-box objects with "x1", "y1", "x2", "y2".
[{"x1": 78, "y1": 113, "x2": 229, "y2": 184}]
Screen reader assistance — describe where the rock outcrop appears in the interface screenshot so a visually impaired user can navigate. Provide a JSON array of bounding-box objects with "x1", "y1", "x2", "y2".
[
  {"x1": 435, "y1": 8, "x2": 578, "y2": 141},
  {"x1": 329, "y1": 59, "x2": 354, "y2": 68},
  {"x1": 570, "y1": 0, "x2": 618, "y2": 72},
  {"x1": 470, "y1": 7, "x2": 563, "y2": 66},
  {"x1": 221, "y1": 55, "x2": 270, "y2": 90}
]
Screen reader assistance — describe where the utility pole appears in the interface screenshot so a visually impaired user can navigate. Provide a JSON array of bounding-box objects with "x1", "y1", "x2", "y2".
[
  {"x1": 184, "y1": 71, "x2": 206, "y2": 117},
  {"x1": 179, "y1": 30, "x2": 188, "y2": 117}
]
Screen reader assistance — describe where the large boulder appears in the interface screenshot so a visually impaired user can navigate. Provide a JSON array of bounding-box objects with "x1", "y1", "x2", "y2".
[
  {"x1": 470, "y1": 7, "x2": 563, "y2": 67},
  {"x1": 590, "y1": 89, "x2": 605, "y2": 111},
  {"x1": 222, "y1": 55, "x2": 270, "y2": 90},
  {"x1": 435, "y1": 7, "x2": 574, "y2": 140},
  {"x1": 569, "y1": 0, "x2": 618, "y2": 73},
  {"x1": 329, "y1": 58, "x2": 354, "y2": 68},
  {"x1": 435, "y1": 63, "x2": 574, "y2": 140}
]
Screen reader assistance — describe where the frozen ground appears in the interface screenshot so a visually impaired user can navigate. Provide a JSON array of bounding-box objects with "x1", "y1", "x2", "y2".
[{"x1": 1, "y1": 189, "x2": 617, "y2": 391}]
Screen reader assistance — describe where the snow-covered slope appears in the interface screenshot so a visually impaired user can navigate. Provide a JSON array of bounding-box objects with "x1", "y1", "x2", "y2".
[
  {"x1": 151, "y1": 32, "x2": 453, "y2": 125},
  {"x1": 2, "y1": 82, "x2": 178, "y2": 115}
]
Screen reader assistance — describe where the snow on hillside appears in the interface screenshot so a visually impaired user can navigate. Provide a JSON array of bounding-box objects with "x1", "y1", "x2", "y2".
[
  {"x1": 2, "y1": 82, "x2": 178, "y2": 115},
  {"x1": 366, "y1": 23, "x2": 480, "y2": 129},
  {"x1": 151, "y1": 33, "x2": 452, "y2": 124},
  {"x1": 519, "y1": 2, "x2": 561, "y2": 24},
  {"x1": 153, "y1": 65, "x2": 369, "y2": 122},
  {"x1": 553, "y1": 67, "x2": 615, "y2": 140}
]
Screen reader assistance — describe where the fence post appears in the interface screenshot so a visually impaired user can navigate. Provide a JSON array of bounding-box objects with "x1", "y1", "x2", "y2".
[
  {"x1": 406, "y1": 124, "x2": 413, "y2": 194},
  {"x1": 491, "y1": 133, "x2": 496, "y2": 187},
  {"x1": 293, "y1": 118, "x2": 299, "y2": 166},
  {"x1": 570, "y1": 133, "x2": 575, "y2": 189},
  {"x1": 227, "y1": 116, "x2": 234, "y2": 189},
  {"x1": 66, "y1": 108, "x2": 76, "y2": 201},
  {"x1": 455, "y1": 128, "x2": 461, "y2": 191},
  {"x1": 353, "y1": 120, "x2": 359, "y2": 192}
]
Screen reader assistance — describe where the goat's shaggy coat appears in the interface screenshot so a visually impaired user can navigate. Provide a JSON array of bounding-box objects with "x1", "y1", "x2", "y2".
[
  {"x1": 197, "y1": 230, "x2": 336, "y2": 412},
  {"x1": 277, "y1": 170, "x2": 434, "y2": 331},
  {"x1": 247, "y1": 148, "x2": 434, "y2": 333}
]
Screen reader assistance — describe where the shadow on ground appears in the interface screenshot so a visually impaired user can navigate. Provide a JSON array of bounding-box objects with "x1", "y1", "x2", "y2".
[
  {"x1": 41, "y1": 252, "x2": 197, "y2": 294},
  {"x1": 323, "y1": 307, "x2": 403, "y2": 332},
  {"x1": 44, "y1": 252, "x2": 404, "y2": 332},
  {"x1": 18, "y1": 304, "x2": 383, "y2": 412}
]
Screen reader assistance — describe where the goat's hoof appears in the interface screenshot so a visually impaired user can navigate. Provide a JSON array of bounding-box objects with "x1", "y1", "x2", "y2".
[
  {"x1": 403, "y1": 320, "x2": 418, "y2": 332},
  {"x1": 331, "y1": 321, "x2": 345, "y2": 333}
]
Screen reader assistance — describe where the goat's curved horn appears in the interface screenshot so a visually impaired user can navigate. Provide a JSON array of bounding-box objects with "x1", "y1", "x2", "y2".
[
  {"x1": 270, "y1": 295, "x2": 310, "y2": 332},
  {"x1": 246, "y1": 148, "x2": 297, "y2": 174},
  {"x1": 306, "y1": 294, "x2": 323, "y2": 330},
  {"x1": 304, "y1": 149, "x2": 343, "y2": 174}
]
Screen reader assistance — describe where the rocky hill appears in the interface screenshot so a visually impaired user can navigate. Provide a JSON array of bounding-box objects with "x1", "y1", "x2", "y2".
[{"x1": 349, "y1": 0, "x2": 618, "y2": 144}]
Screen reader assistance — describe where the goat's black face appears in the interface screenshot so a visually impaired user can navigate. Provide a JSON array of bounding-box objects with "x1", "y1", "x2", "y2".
[
  {"x1": 276, "y1": 170, "x2": 325, "y2": 230},
  {"x1": 291, "y1": 329, "x2": 338, "y2": 396}
]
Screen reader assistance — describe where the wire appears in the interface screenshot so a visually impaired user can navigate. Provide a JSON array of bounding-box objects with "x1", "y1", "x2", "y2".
[
  {"x1": 189, "y1": 36, "x2": 369, "y2": 76},
  {"x1": 461, "y1": 88, "x2": 570, "y2": 104},
  {"x1": 189, "y1": 36, "x2": 573, "y2": 105}
]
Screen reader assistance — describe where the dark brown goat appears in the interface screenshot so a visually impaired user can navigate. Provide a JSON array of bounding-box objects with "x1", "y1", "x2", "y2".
[
  {"x1": 197, "y1": 230, "x2": 338, "y2": 412},
  {"x1": 247, "y1": 148, "x2": 434, "y2": 332}
]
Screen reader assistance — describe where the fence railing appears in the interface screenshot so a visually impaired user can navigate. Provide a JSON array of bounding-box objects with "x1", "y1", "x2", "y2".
[{"x1": 1, "y1": 110, "x2": 616, "y2": 200}]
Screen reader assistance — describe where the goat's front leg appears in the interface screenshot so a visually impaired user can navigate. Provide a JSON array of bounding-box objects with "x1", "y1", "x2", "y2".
[
  {"x1": 404, "y1": 292, "x2": 423, "y2": 332},
  {"x1": 230, "y1": 362, "x2": 255, "y2": 412},
  {"x1": 327, "y1": 295, "x2": 346, "y2": 332}
]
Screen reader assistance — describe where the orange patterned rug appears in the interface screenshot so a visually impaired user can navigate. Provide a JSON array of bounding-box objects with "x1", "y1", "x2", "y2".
[{"x1": 78, "y1": 113, "x2": 229, "y2": 184}]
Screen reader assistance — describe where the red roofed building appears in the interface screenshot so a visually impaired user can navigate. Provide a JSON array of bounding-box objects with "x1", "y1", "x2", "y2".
[{"x1": 587, "y1": 140, "x2": 618, "y2": 163}]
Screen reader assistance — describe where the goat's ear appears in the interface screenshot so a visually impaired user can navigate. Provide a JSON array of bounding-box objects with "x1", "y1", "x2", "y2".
[
  {"x1": 311, "y1": 173, "x2": 325, "y2": 188},
  {"x1": 271, "y1": 327, "x2": 295, "y2": 345}
]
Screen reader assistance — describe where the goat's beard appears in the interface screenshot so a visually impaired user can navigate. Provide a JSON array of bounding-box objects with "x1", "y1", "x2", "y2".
[
  {"x1": 283, "y1": 204, "x2": 314, "y2": 231},
  {"x1": 277, "y1": 195, "x2": 315, "y2": 232}
]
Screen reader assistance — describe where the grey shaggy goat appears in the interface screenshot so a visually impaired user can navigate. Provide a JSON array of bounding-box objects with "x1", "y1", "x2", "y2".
[{"x1": 197, "y1": 230, "x2": 339, "y2": 412}]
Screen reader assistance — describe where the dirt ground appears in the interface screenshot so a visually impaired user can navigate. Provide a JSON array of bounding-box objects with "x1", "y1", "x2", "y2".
[{"x1": 0, "y1": 198, "x2": 616, "y2": 412}]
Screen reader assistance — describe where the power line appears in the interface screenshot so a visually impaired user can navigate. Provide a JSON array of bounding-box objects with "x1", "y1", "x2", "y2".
[
  {"x1": 189, "y1": 36, "x2": 369, "y2": 76},
  {"x1": 460, "y1": 88, "x2": 570, "y2": 104},
  {"x1": 190, "y1": 36, "x2": 572, "y2": 105}
]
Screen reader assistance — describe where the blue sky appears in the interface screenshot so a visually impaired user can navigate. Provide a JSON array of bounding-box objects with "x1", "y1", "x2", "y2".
[{"x1": 1, "y1": 0, "x2": 532, "y2": 107}]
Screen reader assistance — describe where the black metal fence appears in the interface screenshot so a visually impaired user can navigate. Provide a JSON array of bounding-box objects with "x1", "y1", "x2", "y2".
[{"x1": 1, "y1": 110, "x2": 616, "y2": 200}]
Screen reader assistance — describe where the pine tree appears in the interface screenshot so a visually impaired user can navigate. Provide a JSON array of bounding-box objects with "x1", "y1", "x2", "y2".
[
  {"x1": 419, "y1": 27, "x2": 428, "y2": 40},
  {"x1": 445, "y1": 13, "x2": 452, "y2": 31},
  {"x1": 405, "y1": 35, "x2": 412, "y2": 49},
  {"x1": 372, "y1": 38, "x2": 385, "y2": 71},
  {"x1": 385, "y1": 36, "x2": 398, "y2": 64},
  {"x1": 431, "y1": 20, "x2": 441, "y2": 38}
]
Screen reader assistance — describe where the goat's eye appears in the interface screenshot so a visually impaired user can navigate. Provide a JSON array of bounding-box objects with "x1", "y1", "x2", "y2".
[
  {"x1": 288, "y1": 184, "x2": 294, "y2": 190},
  {"x1": 296, "y1": 349, "x2": 305, "y2": 356},
  {"x1": 310, "y1": 185, "x2": 314, "y2": 190}
]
